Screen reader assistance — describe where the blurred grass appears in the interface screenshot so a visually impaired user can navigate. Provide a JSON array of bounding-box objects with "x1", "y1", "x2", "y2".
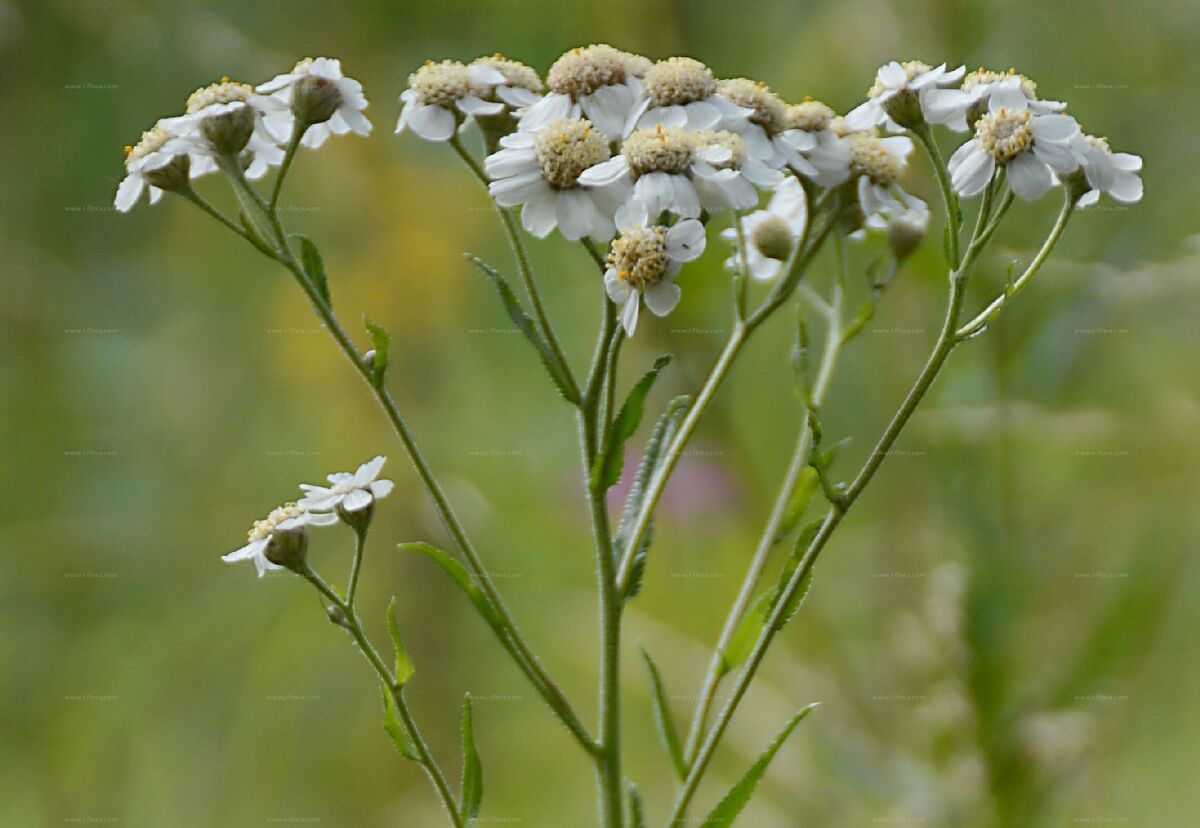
[{"x1": 3, "y1": 0, "x2": 1199, "y2": 824}]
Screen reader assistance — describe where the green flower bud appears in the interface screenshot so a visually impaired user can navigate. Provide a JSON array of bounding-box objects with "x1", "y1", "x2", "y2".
[
  {"x1": 141, "y1": 154, "x2": 192, "y2": 194},
  {"x1": 293, "y1": 74, "x2": 342, "y2": 126},
  {"x1": 751, "y1": 215, "x2": 795, "y2": 262},
  {"x1": 200, "y1": 105, "x2": 255, "y2": 156},
  {"x1": 264, "y1": 524, "x2": 309, "y2": 573}
]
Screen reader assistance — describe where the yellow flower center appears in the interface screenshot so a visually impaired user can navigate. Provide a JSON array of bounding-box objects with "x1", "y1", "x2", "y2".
[
  {"x1": 715, "y1": 78, "x2": 786, "y2": 135},
  {"x1": 622, "y1": 126, "x2": 695, "y2": 177},
  {"x1": 644, "y1": 57, "x2": 715, "y2": 106},
  {"x1": 847, "y1": 132, "x2": 903, "y2": 185},
  {"x1": 410, "y1": 59, "x2": 475, "y2": 107},
  {"x1": 186, "y1": 79, "x2": 253, "y2": 113},
  {"x1": 608, "y1": 227, "x2": 670, "y2": 290},
  {"x1": 533, "y1": 118, "x2": 611, "y2": 189},
  {"x1": 977, "y1": 107, "x2": 1033, "y2": 163},
  {"x1": 547, "y1": 44, "x2": 629, "y2": 97}
]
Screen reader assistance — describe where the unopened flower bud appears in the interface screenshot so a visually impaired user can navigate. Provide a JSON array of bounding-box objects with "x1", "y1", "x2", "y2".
[
  {"x1": 201, "y1": 105, "x2": 255, "y2": 156},
  {"x1": 751, "y1": 215, "x2": 794, "y2": 261},
  {"x1": 141, "y1": 154, "x2": 192, "y2": 194},
  {"x1": 887, "y1": 213, "x2": 927, "y2": 262},
  {"x1": 363, "y1": 349, "x2": 377, "y2": 371},
  {"x1": 264, "y1": 524, "x2": 309, "y2": 573},
  {"x1": 293, "y1": 74, "x2": 343, "y2": 126},
  {"x1": 325, "y1": 603, "x2": 349, "y2": 627},
  {"x1": 337, "y1": 497, "x2": 374, "y2": 534},
  {"x1": 882, "y1": 89, "x2": 924, "y2": 130}
]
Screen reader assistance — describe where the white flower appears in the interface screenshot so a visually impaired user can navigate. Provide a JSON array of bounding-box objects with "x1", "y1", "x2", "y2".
[
  {"x1": 298, "y1": 455, "x2": 395, "y2": 514},
  {"x1": 466, "y1": 54, "x2": 545, "y2": 115},
  {"x1": 948, "y1": 87, "x2": 1079, "y2": 201},
  {"x1": 114, "y1": 121, "x2": 196, "y2": 212},
  {"x1": 1069, "y1": 134, "x2": 1143, "y2": 207},
  {"x1": 222, "y1": 502, "x2": 337, "y2": 578},
  {"x1": 579, "y1": 126, "x2": 780, "y2": 220},
  {"x1": 935, "y1": 69, "x2": 1066, "y2": 133},
  {"x1": 519, "y1": 44, "x2": 647, "y2": 140},
  {"x1": 628, "y1": 57, "x2": 754, "y2": 133},
  {"x1": 777, "y1": 99, "x2": 841, "y2": 180},
  {"x1": 712, "y1": 78, "x2": 796, "y2": 168},
  {"x1": 485, "y1": 118, "x2": 623, "y2": 241},
  {"x1": 721, "y1": 175, "x2": 808, "y2": 280},
  {"x1": 845, "y1": 60, "x2": 966, "y2": 132},
  {"x1": 844, "y1": 131, "x2": 917, "y2": 218},
  {"x1": 160, "y1": 79, "x2": 288, "y2": 175},
  {"x1": 604, "y1": 202, "x2": 705, "y2": 335},
  {"x1": 396, "y1": 59, "x2": 507, "y2": 142},
  {"x1": 256, "y1": 57, "x2": 372, "y2": 149}
]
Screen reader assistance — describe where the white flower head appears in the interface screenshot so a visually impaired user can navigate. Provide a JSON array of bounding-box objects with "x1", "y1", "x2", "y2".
[
  {"x1": 629, "y1": 57, "x2": 755, "y2": 133},
  {"x1": 114, "y1": 121, "x2": 197, "y2": 212},
  {"x1": 773, "y1": 99, "x2": 840, "y2": 180},
  {"x1": 721, "y1": 175, "x2": 808, "y2": 280},
  {"x1": 1069, "y1": 133, "x2": 1143, "y2": 207},
  {"x1": 519, "y1": 44, "x2": 647, "y2": 140},
  {"x1": 948, "y1": 88, "x2": 1080, "y2": 201},
  {"x1": 712, "y1": 78, "x2": 796, "y2": 169},
  {"x1": 396, "y1": 59, "x2": 507, "y2": 142},
  {"x1": 581, "y1": 124, "x2": 780, "y2": 220},
  {"x1": 222, "y1": 502, "x2": 337, "y2": 578},
  {"x1": 160, "y1": 78, "x2": 288, "y2": 172},
  {"x1": 604, "y1": 202, "x2": 706, "y2": 336},
  {"x1": 470, "y1": 54, "x2": 545, "y2": 110},
  {"x1": 938, "y1": 69, "x2": 1066, "y2": 133},
  {"x1": 845, "y1": 60, "x2": 966, "y2": 132},
  {"x1": 298, "y1": 455, "x2": 395, "y2": 514},
  {"x1": 485, "y1": 117, "x2": 623, "y2": 241},
  {"x1": 845, "y1": 131, "x2": 917, "y2": 218},
  {"x1": 257, "y1": 57, "x2": 372, "y2": 149}
]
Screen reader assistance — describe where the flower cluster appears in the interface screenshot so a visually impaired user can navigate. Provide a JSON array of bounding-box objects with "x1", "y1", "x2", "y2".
[
  {"x1": 223, "y1": 457, "x2": 393, "y2": 577},
  {"x1": 115, "y1": 58, "x2": 371, "y2": 213}
]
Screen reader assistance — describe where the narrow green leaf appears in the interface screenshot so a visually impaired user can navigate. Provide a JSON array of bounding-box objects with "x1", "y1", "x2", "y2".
[
  {"x1": 617, "y1": 395, "x2": 689, "y2": 601},
  {"x1": 773, "y1": 469, "x2": 818, "y2": 544},
  {"x1": 468, "y1": 255, "x2": 579, "y2": 404},
  {"x1": 386, "y1": 597, "x2": 415, "y2": 687},
  {"x1": 293, "y1": 233, "x2": 331, "y2": 305},
  {"x1": 380, "y1": 682, "x2": 419, "y2": 761},
  {"x1": 398, "y1": 542, "x2": 507, "y2": 638},
  {"x1": 459, "y1": 694, "x2": 483, "y2": 824},
  {"x1": 701, "y1": 704, "x2": 819, "y2": 826},
  {"x1": 640, "y1": 647, "x2": 686, "y2": 779},
  {"x1": 628, "y1": 782, "x2": 646, "y2": 828},
  {"x1": 362, "y1": 317, "x2": 390, "y2": 387},
  {"x1": 592, "y1": 355, "x2": 672, "y2": 492}
]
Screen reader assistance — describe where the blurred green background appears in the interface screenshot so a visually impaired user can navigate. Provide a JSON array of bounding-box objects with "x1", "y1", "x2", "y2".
[{"x1": 3, "y1": 0, "x2": 1198, "y2": 825}]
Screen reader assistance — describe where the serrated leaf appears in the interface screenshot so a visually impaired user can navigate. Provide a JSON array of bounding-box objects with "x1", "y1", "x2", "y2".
[
  {"x1": 293, "y1": 233, "x2": 331, "y2": 305},
  {"x1": 617, "y1": 395, "x2": 689, "y2": 601},
  {"x1": 386, "y1": 597, "x2": 415, "y2": 687},
  {"x1": 700, "y1": 704, "x2": 819, "y2": 826},
  {"x1": 380, "y1": 682, "x2": 419, "y2": 761},
  {"x1": 459, "y1": 694, "x2": 483, "y2": 824},
  {"x1": 721, "y1": 518, "x2": 822, "y2": 675},
  {"x1": 628, "y1": 782, "x2": 646, "y2": 828},
  {"x1": 362, "y1": 317, "x2": 390, "y2": 387},
  {"x1": 592, "y1": 355, "x2": 672, "y2": 492},
  {"x1": 399, "y1": 542, "x2": 507, "y2": 639},
  {"x1": 468, "y1": 256, "x2": 579, "y2": 404},
  {"x1": 640, "y1": 647, "x2": 686, "y2": 779}
]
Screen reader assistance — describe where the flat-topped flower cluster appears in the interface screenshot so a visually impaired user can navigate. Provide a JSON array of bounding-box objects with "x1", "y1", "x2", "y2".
[{"x1": 117, "y1": 49, "x2": 1143, "y2": 337}]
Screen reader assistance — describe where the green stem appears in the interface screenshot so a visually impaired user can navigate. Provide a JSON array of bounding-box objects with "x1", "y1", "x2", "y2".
[
  {"x1": 449, "y1": 135, "x2": 580, "y2": 403},
  {"x1": 912, "y1": 123, "x2": 962, "y2": 268},
  {"x1": 347, "y1": 524, "x2": 367, "y2": 610},
  {"x1": 301, "y1": 566, "x2": 464, "y2": 828},
  {"x1": 680, "y1": 259, "x2": 847, "y2": 767},
  {"x1": 210, "y1": 160, "x2": 597, "y2": 755},
  {"x1": 269, "y1": 122, "x2": 305, "y2": 211}
]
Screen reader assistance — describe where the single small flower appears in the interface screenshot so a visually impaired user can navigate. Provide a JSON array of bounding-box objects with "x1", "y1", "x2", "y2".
[
  {"x1": 604, "y1": 202, "x2": 705, "y2": 336},
  {"x1": 948, "y1": 87, "x2": 1079, "y2": 201},
  {"x1": 713, "y1": 78, "x2": 794, "y2": 168},
  {"x1": 519, "y1": 44, "x2": 647, "y2": 140},
  {"x1": 845, "y1": 60, "x2": 966, "y2": 132},
  {"x1": 721, "y1": 175, "x2": 808, "y2": 280},
  {"x1": 470, "y1": 54, "x2": 545, "y2": 110},
  {"x1": 690, "y1": 129, "x2": 786, "y2": 211},
  {"x1": 844, "y1": 131, "x2": 917, "y2": 218},
  {"x1": 222, "y1": 502, "x2": 338, "y2": 578},
  {"x1": 1069, "y1": 133, "x2": 1143, "y2": 207},
  {"x1": 298, "y1": 455, "x2": 395, "y2": 514},
  {"x1": 938, "y1": 69, "x2": 1066, "y2": 132},
  {"x1": 396, "y1": 59, "x2": 507, "y2": 142},
  {"x1": 485, "y1": 118, "x2": 623, "y2": 240},
  {"x1": 863, "y1": 191, "x2": 930, "y2": 261},
  {"x1": 256, "y1": 57, "x2": 372, "y2": 149},
  {"x1": 795, "y1": 114, "x2": 855, "y2": 187},
  {"x1": 114, "y1": 121, "x2": 195, "y2": 212},
  {"x1": 628, "y1": 57, "x2": 754, "y2": 133},
  {"x1": 161, "y1": 78, "x2": 288, "y2": 162}
]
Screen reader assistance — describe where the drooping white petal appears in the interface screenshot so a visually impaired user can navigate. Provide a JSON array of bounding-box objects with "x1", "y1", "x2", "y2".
[
  {"x1": 341, "y1": 488, "x2": 374, "y2": 512},
  {"x1": 666, "y1": 219, "x2": 706, "y2": 262},
  {"x1": 578, "y1": 156, "x2": 630, "y2": 187},
  {"x1": 520, "y1": 191, "x2": 558, "y2": 237},
  {"x1": 605, "y1": 270, "x2": 633, "y2": 304},
  {"x1": 114, "y1": 174, "x2": 144, "y2": 212},
  {"x1": 643, "y1": 281, "x2": 682, "y2": 316},
  {"x1": 1006, "y1": 152, "x2": 1055, "y2": 201},
  {"x1": 490, "y1": 171, "x2": 547, "y2": 207},
  {"x1": 408, "y1": 103, "x2": 456, "y2": 141},
  {"x1": 1108, "y1": 171, "x2": 1143, "y2": 203}
]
